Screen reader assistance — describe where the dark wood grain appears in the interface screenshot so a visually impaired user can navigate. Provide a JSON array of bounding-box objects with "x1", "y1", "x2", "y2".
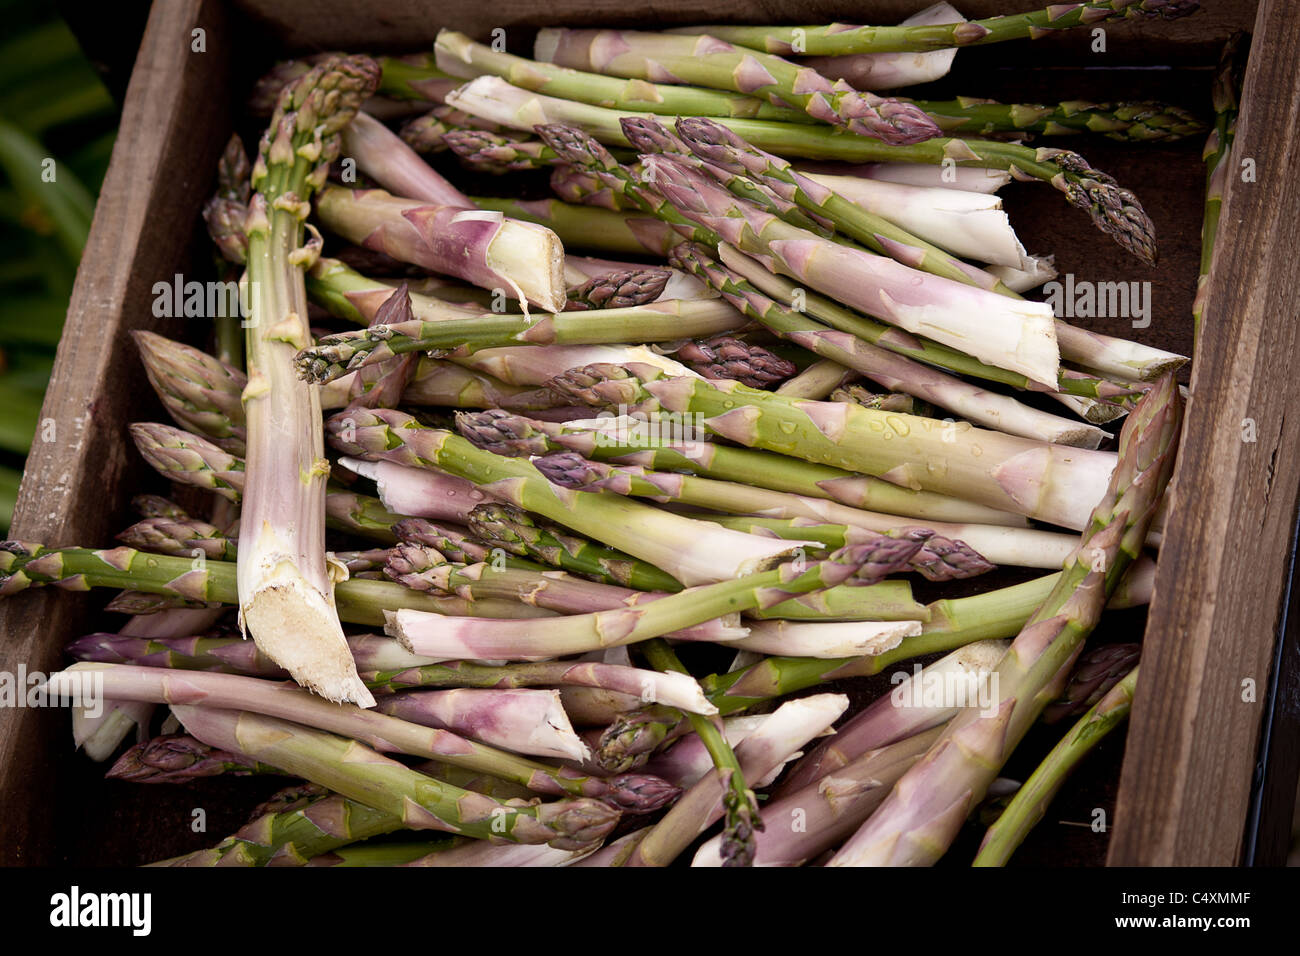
[{"x1": 1108, "y1": 0, "x2": 1300, "y2": 866}]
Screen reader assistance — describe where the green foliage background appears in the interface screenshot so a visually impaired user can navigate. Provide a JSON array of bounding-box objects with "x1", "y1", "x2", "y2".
[{"x1": 0, "y1": 1, "x2": 117, "y2": 530}]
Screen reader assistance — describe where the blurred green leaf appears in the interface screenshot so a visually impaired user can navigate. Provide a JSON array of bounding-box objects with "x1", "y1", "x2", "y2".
[
  {"x1": 0, "y1": 116, "x2": 94, "y2": 263},
  {"x1": 0, "y1": 464, "x2": 22, "y2": 533}
]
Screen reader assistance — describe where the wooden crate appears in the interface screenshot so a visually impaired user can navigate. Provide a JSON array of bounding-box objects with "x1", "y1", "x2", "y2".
[{"x1": 1, "y1": 0, "x2": 1292, "y2": 866}]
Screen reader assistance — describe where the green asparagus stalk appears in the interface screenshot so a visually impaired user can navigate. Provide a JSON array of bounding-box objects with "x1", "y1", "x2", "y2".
[
  {"x1": 973, "y1": 665, "x2": 1139, "y2": 866},
  {"x1": 51, "y1": 663, "x2": 680, "y2": 813},
  {"x1": 465, "y1": 502, "x2": 684, "y2": 593},
  {"x1": 534, "y1": 451, "x2": 1006, "y2": 577},
  {"x1": 385, "y1": 539, "x2": 739, "y2": 646},
  {"x1": 643, "y1": 154, "x2": 1062, "y2": 383},
  {"x1": 2, "y1": 544, "x2": 552, "y2": 628},
  {"x1": 471, "y1": 195, "x2": 671, "y2": 257},
  {"x1": 832, "y1": 384, "x2": 918, "y2": 413},
  {"x1": 324, "y1": 406, "x2": 817, "y2": 586},
  {"x1": 444, "y1": 76, "x2": 1160, "y2": 261},
  {"x1": 387, "y1": 537, "x2": 923, "y2": 661},
  {"x1": 546, "y1": 363, "x2": 1117, "y2": 530},
  {"x1": 455, "y1": 410, "x2": 1023, "y2": 526},
  {"x1": 711, "y1": 245, "x2": 1152, "y2": 402},
  {"x1": 669, "y1": 241, "x2": 1105, "y2": 447},
  {"x1": 774, "y1": 358, "x2": 857, "y2": 399},
  {"x1": 665, "y1": 117, "x2": 1022, "y2": 297},
  {"x1": 675, "y1": 2, "x2": 1202, "y2": 55},
  {"x1": 700, "y1": 554, "x2": 1155, "y2": 714},
  {"x1": 293, "y1": 298, "x2": 745, "y2": 383},
  {"x1": 534, "y1": 28, "x2": 941, "y2": 144},
  {"x1": 693, "y1": 726, "x2": 943, "y2": 867},
  {"x1": 168, "y1": 707, "x2": 617, "y2": 848},
  {"x1": 830, "y1": 374, "x2": 1180, "y2": 866},
  {"x1": 116, "y1": 515, "x2": 238, "y2": 562},
  {"x1": 912, "y1": 97, "x2": 1205, "y2": 142},
  {"x1": 434, "y1": 30, "x2": 808, "y2": 125},
  {"x1": 1193, "y1": 33, "x2": 1247, "y2": 343},
  {"x1": 239, "y1": 54, "x2": 380, "y2": 706},
  {"x1": 67, "y1": 632, "x2": 285, "y2": 677},
  {"x1": 629, "y1": 639, "x2": 763, "y2": 867}
]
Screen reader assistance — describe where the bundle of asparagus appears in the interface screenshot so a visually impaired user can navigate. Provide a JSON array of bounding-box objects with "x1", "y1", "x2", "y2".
[{"x1": 8, "y1": 1, "x2": 1208, "y2": 868}]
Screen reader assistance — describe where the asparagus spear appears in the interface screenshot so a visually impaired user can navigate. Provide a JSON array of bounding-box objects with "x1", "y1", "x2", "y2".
[
  {"x1": 1, "y1": 544, "x2": 552, "y2": 627},
  {"x1": 472, "y1": 195, "x2": 668, "y2": 257},
  {"x1": 566, "y1": 268, "x2": 671, "y2": 310},
  {"x1": 712, "y1": 245, "x2": 1154, "y2": 402},
  {"x1": 774, "y1": 358, "x2": 857, "y2": 399},
  {"x1": 132, "y1": 331, "x2": 246, "y2": 453},
  {"x1": 534, "y1": 28, "x2": 940, "y2": 144},
  {"x1": 239, "y1": 54, "x2": 379, "y2": 706},
  {"x1": 387, "y1": 537, "x2": 922, "y2": 661},
  {"x1": 315, "y1": 186, "x2": 568, "y2": 313},
  {"x1": 341, "y1": 110, "x2": 469, "y2": 207},
  {"x1": 973, "y1": 665, "x2": 1139, "y2": 866},
  {"x1": 51, "y1": 663, "x2": 678, "y2": 812},
  {"x1": 464, "y1": 502, "x2": 684, "y2": 593},
  {"x1": 399, "y1": 104, "x2": 522, "y2": 153},
  {"x1": 670, "y1": 241, "x2": 1105, "y2": 447},
  {"x1": 455, "y1": 410, "x2": 1024, "y2": 526},
  {"x1": 375, "y1": 689, "x2": 590, "y2": 761},
  {"x1": 129, "y1": 422, "x2": 405, "y2": 544},
  {"x1": 324, "y1": 406, "x2": 817, "y2": 586},
  {"x1": 116, "y1": 514, "x2": 237, "y2": 562},
  {"x1": 625, "y1": 687, "x2": 850, "y2": 867},
  {"x1": 676, "y1": 2, "x2": 1202, "y2": 55},
  {"x1": 435, "y1": 30, "x2": 808, "y2": 123},
  {"x1": 698, "y1": 553, "x2": 1155, "y2": 715},
  {"x1": 67, "y1": 632, "x2": 285, "y2": 677},
  {"x1": 167, "y1": 707, "x2": 617, "y2": 849},
  {"x1": 532, "y1": 451, "x2": 1039, "y2": 572},
  {"x1": 829, "y1": 374, "x2": 1180, "y2": 866},
  {"x1": 445, "y1": 76, "x2": 1160, "y2": 261},
  {"x1": 667, "y1": 117, "x2": 1022, "y2": 297},
  {"x1": 293, "y1": 298, "x2": 745, "y2": 382},
  {"x1": 913, "y1": 98, "x2": 1205, "y2": 142},
  {"x1": 776, "y1": 640, "x2": 1010, "y2": 796},
  {"x1": 108, "y1": 734, "x2": 280, "y2": 783},
  {"x1": 693, "y1": 727, "x2": 943, "y2": 867},
  {"x1": 1193, "y1": 33, "x2": 1247, "y2": 342},
  {"x1": 546, "y1": 363, "x2": 1117, "y2": 531},
  {"x1": 798, "y1": 2, "x2": 964, "y2": 92},
  {"x1": 1042, "y1": 642, "x2": 1141, "y2": 723},
  {"x1": 640, "y1": 154, "x2": 1061, "y2": 385},
  {"x1": 385, "y1": 539, "x2": 739, "y2": 645},
  {"x1": 652, "y1": 335, "x2": 798, "y2": 389}
]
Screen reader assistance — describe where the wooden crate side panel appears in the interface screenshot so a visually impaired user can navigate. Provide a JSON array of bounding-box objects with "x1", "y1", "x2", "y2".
[
  {"x1": 0, "y1": 0, "x2": 233, "y2": 865},
  {"x1": 1108, "y1": 0, "x2": 1300, "y2": 866}
]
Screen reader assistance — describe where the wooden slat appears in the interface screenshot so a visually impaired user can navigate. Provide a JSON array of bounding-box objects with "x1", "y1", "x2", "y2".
[
  {"x1": 1108, "y1": 0, "x2": 1300, "y2": 865},
  {"x1": 0, "y1": 0, "x2": 232, "y2": 864},
  {"x1": 234, "y1": 0, "x2": 1257, "y2": 61}
]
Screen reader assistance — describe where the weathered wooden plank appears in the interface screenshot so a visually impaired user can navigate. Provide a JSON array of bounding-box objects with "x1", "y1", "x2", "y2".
[
  {"x1": 0, "y1": 0, "x2": 232, "y2": 865},
  {"x1": 1108, "y1": 0, "x2": 1300, "y2": 865}
]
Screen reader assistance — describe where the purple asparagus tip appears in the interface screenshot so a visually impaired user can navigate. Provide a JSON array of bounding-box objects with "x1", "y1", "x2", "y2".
[{"x1": 603, "y1": 773, "x2": 683, "y2": 814}]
